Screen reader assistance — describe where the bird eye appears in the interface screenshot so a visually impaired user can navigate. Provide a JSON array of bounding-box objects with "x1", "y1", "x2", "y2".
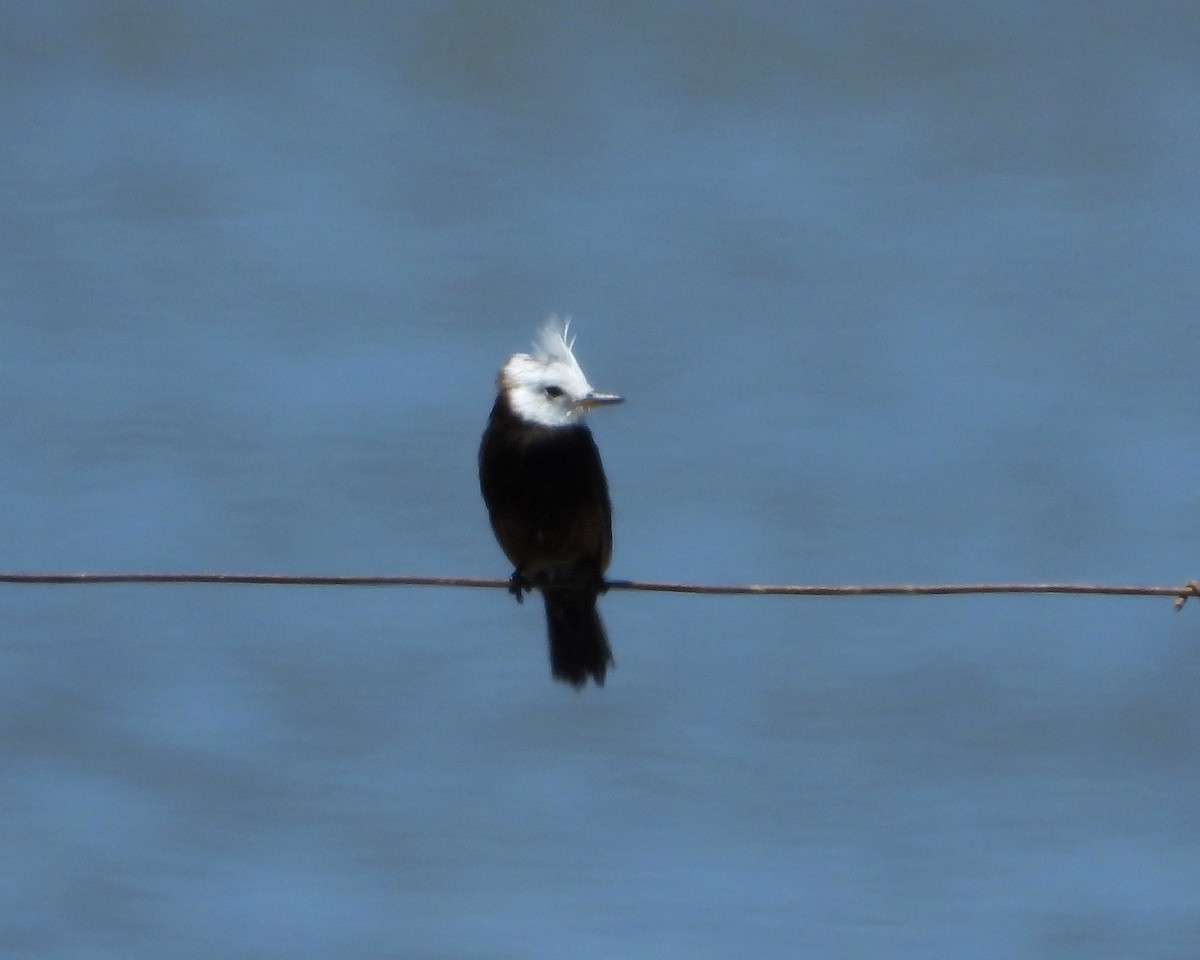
[{"x1": 543, "y1": 385, "x2": 564, "y2": 398}]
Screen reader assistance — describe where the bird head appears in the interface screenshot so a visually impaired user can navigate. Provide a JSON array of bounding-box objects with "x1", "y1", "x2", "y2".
[{"x1": 499, "y1": 317, "x2": 623, "y2": 428}]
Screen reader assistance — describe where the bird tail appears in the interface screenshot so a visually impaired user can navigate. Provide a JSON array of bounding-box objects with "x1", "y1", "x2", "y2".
[{"x1": 542, "y1": 588, "x2": 613, "y2": 688}]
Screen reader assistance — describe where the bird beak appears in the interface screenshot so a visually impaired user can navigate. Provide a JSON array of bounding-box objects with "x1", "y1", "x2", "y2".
[{"x1": 579, "y1": 391, "x2": 624, "y2": 409}]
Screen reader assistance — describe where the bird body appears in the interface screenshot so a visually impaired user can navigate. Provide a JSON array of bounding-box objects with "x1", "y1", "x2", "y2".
[{"x1": 478, "y1": 320, "x2": 622, "y2": 687}]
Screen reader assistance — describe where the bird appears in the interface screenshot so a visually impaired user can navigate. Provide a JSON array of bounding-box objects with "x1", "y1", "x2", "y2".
[{"x1": 478, "y1": 318, "x2": 623, "y2": 688}]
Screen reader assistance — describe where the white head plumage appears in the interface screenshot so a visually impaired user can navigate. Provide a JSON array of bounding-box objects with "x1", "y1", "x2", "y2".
[{"x1": 499, "y1": 316, "x2": 623, "y2": 427}]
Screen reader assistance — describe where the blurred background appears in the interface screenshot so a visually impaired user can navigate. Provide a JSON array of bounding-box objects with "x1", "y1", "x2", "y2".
[{"x1": 4, "y1": 2, "x2": 1200, "y2": 957}]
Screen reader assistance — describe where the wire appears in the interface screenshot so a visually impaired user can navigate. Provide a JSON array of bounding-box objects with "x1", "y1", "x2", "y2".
[{"x1": 1, "y1": 571, "x2": 1197, "y2": 609}]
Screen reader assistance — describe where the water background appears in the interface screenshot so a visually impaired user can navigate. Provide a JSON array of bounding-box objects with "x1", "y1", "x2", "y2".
[{"x1": 4, "y1": 3, "x2": 1200, "y2": 957}]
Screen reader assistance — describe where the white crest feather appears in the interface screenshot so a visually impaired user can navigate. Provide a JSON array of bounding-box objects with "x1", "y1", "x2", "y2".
[{"x1": 533, "y1": 315, "x2": 580, "y2": 371}]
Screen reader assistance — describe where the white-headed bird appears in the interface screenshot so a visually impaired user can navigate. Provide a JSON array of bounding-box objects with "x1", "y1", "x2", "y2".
[{"x1": 479, "y1": 319, "x2": 622, "y2": 687}]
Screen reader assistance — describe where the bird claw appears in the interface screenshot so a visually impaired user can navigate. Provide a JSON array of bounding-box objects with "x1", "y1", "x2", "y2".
[
  {"x1": 508, "y1": 570, "x2": 533, "y2": 603},
  {"x1": 1174, "y1": 580, "x2": 1200, "y2": 612}
]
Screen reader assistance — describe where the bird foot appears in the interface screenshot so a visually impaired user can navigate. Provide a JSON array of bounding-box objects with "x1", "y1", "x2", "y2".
[{"x1": 508, "y1": 570, "x2": 533, "y2": 603}]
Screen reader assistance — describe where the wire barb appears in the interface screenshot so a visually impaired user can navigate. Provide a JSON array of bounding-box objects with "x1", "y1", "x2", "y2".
[{"x1": 1174, "y1": 580, "x2": 1200, "y2": 612}]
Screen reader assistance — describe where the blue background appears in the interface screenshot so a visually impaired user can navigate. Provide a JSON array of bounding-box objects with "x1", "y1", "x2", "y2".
[{"x1": 4, "y1": 3, "x2": 1200, "y2": 957}]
